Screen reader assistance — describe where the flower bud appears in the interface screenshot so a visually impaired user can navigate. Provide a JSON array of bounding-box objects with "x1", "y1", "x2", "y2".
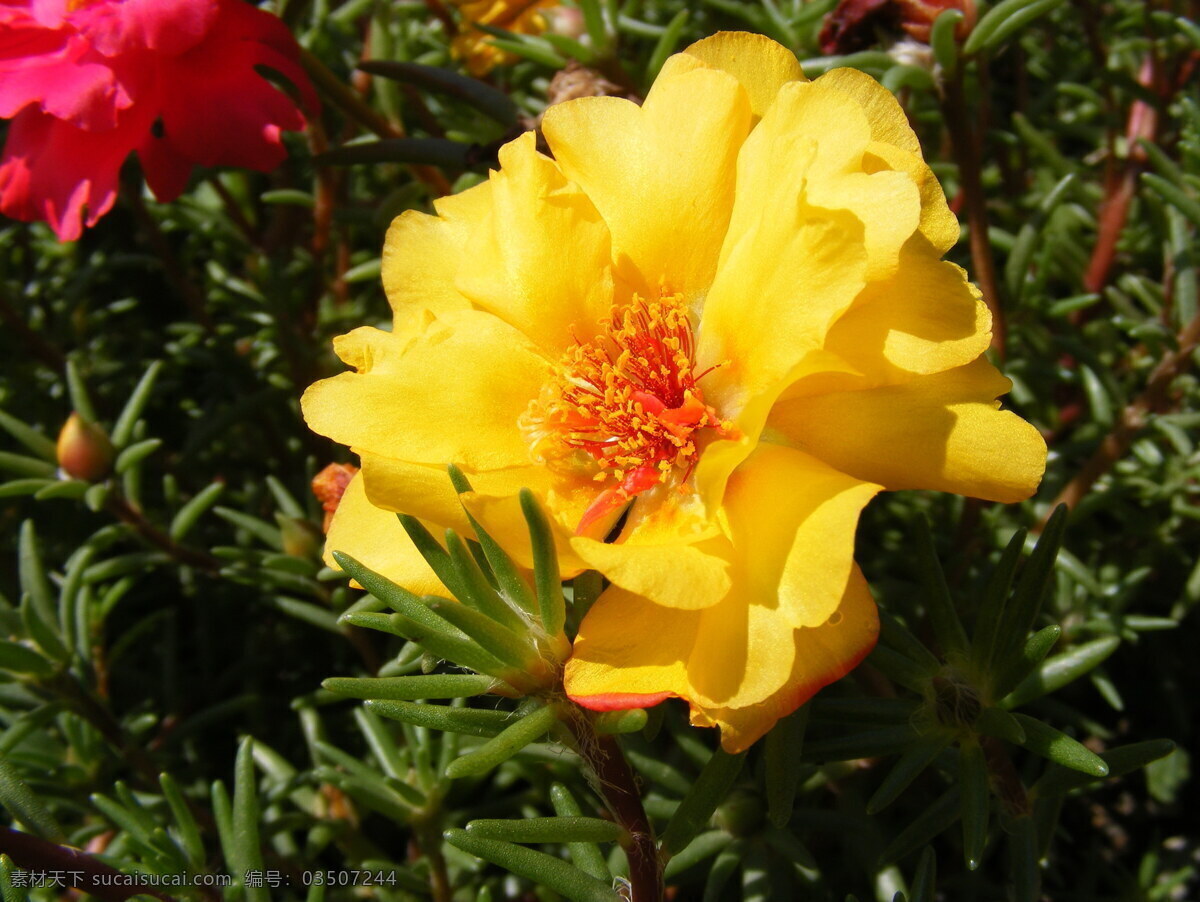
[
  {"x1": 714, "y1": 788, "x2": 766, "y2": 838},
  {"x1": 312, "y1": 462, "x2": 358, "y2": 532},
  {"x1": 56, "y1": 413, "x2": 114, "y2": 482},
  {"x1": 277, "y1": 514, "x2": 323, "y2": 559}
]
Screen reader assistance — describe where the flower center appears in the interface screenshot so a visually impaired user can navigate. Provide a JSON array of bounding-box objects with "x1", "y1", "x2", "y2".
[{"x1": 522, "y1": 292, "x2": 737, "y2": 536}]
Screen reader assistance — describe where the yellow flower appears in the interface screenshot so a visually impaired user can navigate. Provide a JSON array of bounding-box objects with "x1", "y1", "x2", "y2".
[
  {"x1": 450, "y1": 0, "x2": 559, "y2": 76},
  {"x1": 303, "y1": 32, "x2": 1047, "y2": 753}
]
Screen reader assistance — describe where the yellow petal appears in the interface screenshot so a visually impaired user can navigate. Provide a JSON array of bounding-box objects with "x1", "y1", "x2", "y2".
[
  {"x1": 817, "y1": 67, "x2": 959, "y2": 253},
  {"x1": 769, "y1": 357, "x2": 1048, "y2": 502},
  {"x1": 568, "y1": 535, "x2": 731, "y2": 610},
  {"x1": 324, "y1": 472, "x2": 446, "y2": 596},
  {"x1": 565, "y1": 564, "x2": 879, "y2": 754},
  {"x1": 301, "y1": 312, "x2": 548, "y2": 472},
  {"x1": 823, "y1": 233, "x2": 991, "y2": 383},
  {"x1": 353, "y1": 453, "x2": 589, "y2": 576},
  {"x1": 722, "y1": 443, "x2": 881, "y2": 630},
  {"x1": 382, "y1": 180, "x2": 492, "y2": 320},
  {"x1": 679, "y1": 31, "x2": 806, "y2": 120},
  {"x1": 816, "y1": 67, "x2": 920, "y2": 153},
  {"x1": 541, "y1": 65, "x2": 750, "y2": 300},
  {"x1": 456, "y1": 132, "x2": 614, "y2": 355},
  {"x1": 564, "y1": 583, "x2": 795, "y2": 716},
  {"x1": 695, "y1": 565, "x2": 878, "y2": 753}
]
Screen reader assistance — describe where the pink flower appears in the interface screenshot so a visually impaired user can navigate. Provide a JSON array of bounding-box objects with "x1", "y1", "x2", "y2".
[{"x1": 0, "y1": 0, "x2": 318, "y2": 241}]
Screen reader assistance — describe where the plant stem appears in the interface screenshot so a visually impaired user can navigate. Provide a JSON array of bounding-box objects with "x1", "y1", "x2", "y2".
[
  {"x1": 565, "y1": 711, "x2": 662, "y2": 901},
  {"x1": 0, "y1": 826, "x2": 175, "y2": 902},
  {"x1": 942, "y1": 66, "x2": 1005, "y2": 359},
  {"x1": 300, "y1": 49, "x2": 452, "y2": 196},
  {"x1": 105, "y1": 494, "x2": 221, "y2": 573}
]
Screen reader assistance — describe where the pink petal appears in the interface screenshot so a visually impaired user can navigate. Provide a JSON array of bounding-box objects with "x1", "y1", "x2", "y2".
[
  {"x1": 152, "y1": 0, "x2": 312, "y2": 174},
  {"x1": 0, "y1": 103, "x2": 148, "y2": 241}
]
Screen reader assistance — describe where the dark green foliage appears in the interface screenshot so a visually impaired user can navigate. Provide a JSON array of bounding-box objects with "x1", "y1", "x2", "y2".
[{"x1": 0, "y1": 0, "x2": 1195, "y2": 900}]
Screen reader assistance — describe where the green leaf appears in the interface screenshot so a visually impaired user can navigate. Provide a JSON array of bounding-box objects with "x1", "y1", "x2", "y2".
[
  {"x1": 366, "y1": 699, "x2": 517, "y2": 737},
  {"x1": 399, "y1": 516, "x2": 488, "y2": 616},
  {"x1": 425, "y1": 597, "x2": 541, "y2": 672},
  {"x1": 661, "y1": 748, "x2": 746, "y2": 854},
  {"x1": 867, "y1": 646, "x2": 935, "y2": 694},
  {"x1": 232, "y1": 738, "x2": 268, "y2": 902},
  {"x1": 444, "y1": 828, "x2": 622, "y2": 902},
  {"x1": 0, "y1": 640, "x2": 55, "y2": 678},
  {"x1": 0, "y1": 452, "x2": 55, "y2": 479},
  {"x1": 169, "y1": 482, "x2": 225, "y2": 540},
  {"x1": 1007, "y1": 815, "x2": 1040, "y2": 902},
  {"x1": 322, "y1": 674, "x2": 501, "y2": 700},
  {"x1": 1143, "y1": 173, "x2": 1200, "y2": 229},
  {"x1": 442, "y1": 529, "x2": 530, "y2": 633},
  {"x1": 0, "y1": 854, "x2": 32, "y2": 902},
  {"x1": 989, "y1": 506, "x2": 1067, "y2": 686},
  {"x1": 910, "y1": 847, "x2": 936, "y2": 902},
  {"x1": 963, "y1": 0, "x2": 1066, "y2": 55},
  {"x1": 64, "y1": 355, "x2": 99, "y2": 424},
  {"x1": 1004, "y1": 174, "x2": 1077, "y2": 303},
  {"x1": 1032, "y1": 739, "x2": 1176, "y2": 796},
  {"x1": 645, "y1": 9, "x2": 689, "y2": 81},
  {"x1": 334, "y1": 553, "x2": 515, "y2": 678},
  {"x1": 318, "y1": 138, "x2": 472, "y2": 168},
  {"x1": 765, "y1": 704, "x2": 809, "y2": 827},
  {"x1": 803, "y1": 725, "x2": 920, "y2": 762},
  {"x1": 18, "y1": 522, "x2": 68, "y2": 662},
  {"x1": 0, "y1": 759, "x2": 64, "y2": 841},
  {"x1": 969, "y1": 528, "x2": 1027, "y2": 676},
  {"x1": 111, "y1": 361, "x2": 162, "y2": 448},
  {"x1": 447, "y1": 466, "x2": 538, "y2": 617},
  {"x1": 0, "y1": 410, "x2": 57, "y2": 461},
  {"x1": 959, "y1": 742, "x2": 989, "y2": 870},
  {"x1": 160, "y1": 772, "x2": 206, "y2": 869},
  {"x1": 466, "y1": 817, "x2": 623, "y2": 844},
  {"x1": 215, "y1": 506, "x2": 283, "y2": 548},
  {"x1": 520, "y1": 489, "x2": 566, "y2": 640},
  {"x1": 991, "y1": 624, "x2": 1062, "y2": 701},
  {"x1": 314, "y1": 740, "x2": 424, "y2": 810},
  {"x1": 867, "y1": 732, "x2": 955, "y2": 814},
  {"x1": 878, "y1": 788, "x2": 960, "y2": 866},
  {"x1": 930, "y1": 8, "x2": 964, "y2": 75},
  {"x1": 703, "y1": 843, "x2": 743, "y2": 902},
  {"x1": 663, "y1": 830, "x2": 732, "y2": 879},
  {"x1": 114, "y1": 437, "x2": 162, "y2": 474},
  {"x1": 1001, "y1": 636, "x2": 1120, "y2": 709},
  {"x1": 444, "y1": 703, "x2": 559, "y2": 778},
  {"x1": 550, "y1": 783, "x2": 613, "y2": 882},
  {"x1": 762, "y1": 826, "x2": 817, "y2": 870},
  {"x1": 1009, "y1": 713, "x2": 1108, "y2": 776},
  {"x1": 913, "y1": 517, "x2": 968, "y2": 659},
  {"x1": 358, "y1": 61, "x2": 519, "y2": 127},
  {"x1": 975, "y1": 707, "x2": 1026, "y2": 744},
  {"x1": 878, "y1": 611, "x2": 941, "y2": 674},
  {"x1": 593, "y1": 709, "x2": 649, "y2": 734}
]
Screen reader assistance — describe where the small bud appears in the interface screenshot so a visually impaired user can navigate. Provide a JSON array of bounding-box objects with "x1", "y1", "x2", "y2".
[
  {"x1": 544, "y1": 6, "x2": 585, "y2": 40},
  {"x1": 56, "y1": 413, "x2": 114, "y2": 482},
  {"x1": 276, "y1": 514, "x2": 322, "y2": 559},
  {"x1": 714, "y1": 788, "x2": 766, "y2": 838},
  {"x1": 312, "y1": 462, "x2": 359, "y2": 532}
]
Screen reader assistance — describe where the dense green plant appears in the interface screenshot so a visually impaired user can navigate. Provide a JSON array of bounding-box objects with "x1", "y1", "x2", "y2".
[{"x1": 0, "y1": 0, "x2": 1195, "y2": 900}]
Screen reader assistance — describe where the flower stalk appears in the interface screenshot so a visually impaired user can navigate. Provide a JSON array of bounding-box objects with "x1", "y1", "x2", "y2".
[{"x1": 563, "y1": 713, "x2": 663, "y2": 902}]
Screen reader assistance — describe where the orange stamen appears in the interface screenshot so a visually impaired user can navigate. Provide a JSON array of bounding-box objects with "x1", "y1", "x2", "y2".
[{"x1": 522, "y1": 293, "x2": 738, "y2": 535}]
